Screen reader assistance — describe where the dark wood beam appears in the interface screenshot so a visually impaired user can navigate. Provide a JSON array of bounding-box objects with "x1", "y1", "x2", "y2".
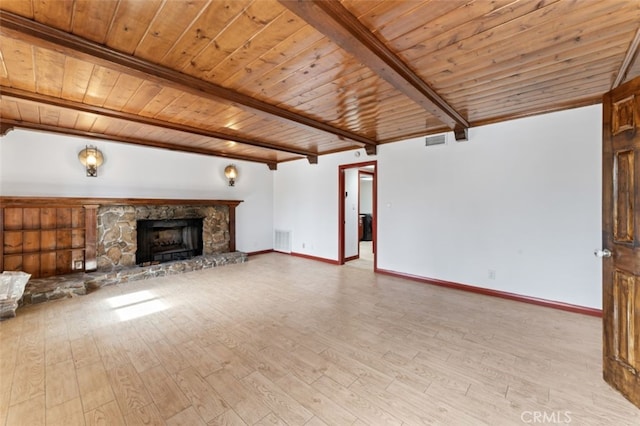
[
  {"x1": 365, "y1": 145, "x2": 377, "y2": 156},
  {"x1": 612, "y1": 26, "x2": 640, "y2": 89},
  {"x1": 454, "y1": 127, "x2": 469, "y2": 142},
  {"x1": 279, "y1": 0, "x2": 469, "y2": 135},
  {"x1": 0, "y1": 86, "x2": 310, "y2": 158},
  {"x1": 0, "y1": 123, "x2": 14, "y2": 136},
  {"x1": 0, "y1": 10, "x2": 377, "y2": 148},
  {"x1": 0, "y1": 119, "x2": 275, "y2": 166}
]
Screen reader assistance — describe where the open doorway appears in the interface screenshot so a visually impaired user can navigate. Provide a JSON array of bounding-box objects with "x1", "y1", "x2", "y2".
[{"x1": 338, "y1": 161, "x2": 377, "y2": 269}]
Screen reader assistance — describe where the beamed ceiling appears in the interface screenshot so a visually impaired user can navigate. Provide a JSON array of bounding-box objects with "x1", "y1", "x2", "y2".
[{"x1": 1, "y1": 0, "x2": 639, "y2": 169}]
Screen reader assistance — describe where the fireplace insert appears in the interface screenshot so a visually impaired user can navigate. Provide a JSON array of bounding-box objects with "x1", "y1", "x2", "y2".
[{"x1": 136, "y1": 218, "x2": 203, "y2": 265}]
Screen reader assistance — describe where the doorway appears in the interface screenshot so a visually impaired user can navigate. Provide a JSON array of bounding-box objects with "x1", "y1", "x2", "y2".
[{"x1": 338, "y1": 161, "x2": 377, "y2": 269}]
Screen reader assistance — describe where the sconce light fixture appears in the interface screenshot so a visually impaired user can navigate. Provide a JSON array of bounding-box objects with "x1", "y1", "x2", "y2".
[
  {"x1": 78, "y1": 145, "x2": 104, "y2": 177},
  {"x1": 224, "y1": 164, "x2": 238, "y2": 186}
]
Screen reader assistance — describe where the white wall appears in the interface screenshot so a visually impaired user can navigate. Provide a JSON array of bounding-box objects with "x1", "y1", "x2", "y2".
[
  {"x1": 0, "y1": 129, "x2": 274, "y2": 253},
  {"x1": 274, "y1": 105, "x2": 603, "y2": 308},
  {"x1": 344, "y1": 168, "x2": 359, "y2": 258},
  {"x1": 274, "y1": 150, "x2": 373, "y2": 260},
  {"x1": 360, "y1": 178, "x2": 373, "y2": 214}
]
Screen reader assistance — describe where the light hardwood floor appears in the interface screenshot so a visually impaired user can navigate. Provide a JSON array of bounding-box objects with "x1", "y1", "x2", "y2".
[
  {"x1": 1, "y1": 253, "x2": 638, "y2": 425},
  {"x1": 345, "y1": 242, "x2": 373, "y2": 270}
]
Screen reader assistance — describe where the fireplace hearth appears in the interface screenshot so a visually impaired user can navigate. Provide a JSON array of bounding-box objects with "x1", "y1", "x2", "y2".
[{"x1": 136, "y1": 218, "x2": 203, "y2": 265}]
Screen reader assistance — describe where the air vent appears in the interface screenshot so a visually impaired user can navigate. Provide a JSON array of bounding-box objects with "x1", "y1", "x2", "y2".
[
  {"x1": 425, "y1": 134, "x2": 446, "y2": 147},
  {"x1": 274, "y1": 230, "x2": 292, "y2": 253}
]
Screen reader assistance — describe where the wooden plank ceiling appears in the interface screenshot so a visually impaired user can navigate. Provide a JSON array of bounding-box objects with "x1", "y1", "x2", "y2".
[{"x1": 1, "y1": 0, "x2": 639, "y2": 168}]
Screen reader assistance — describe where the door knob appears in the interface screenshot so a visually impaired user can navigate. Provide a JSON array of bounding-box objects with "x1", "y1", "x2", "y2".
[{"x1": 594, "y1": 249, "x2": 612, "y2": 258}]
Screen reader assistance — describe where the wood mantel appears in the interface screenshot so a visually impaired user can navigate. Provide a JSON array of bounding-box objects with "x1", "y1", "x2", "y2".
[
  {"x1": 0, "y1": 197, "x2": 243, "y2": 277},
  {"x1": 0, "y1": 197, "x2": 243, "y2": 207}
]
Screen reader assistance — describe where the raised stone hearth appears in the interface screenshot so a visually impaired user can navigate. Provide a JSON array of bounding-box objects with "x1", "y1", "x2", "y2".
[{"x1": 21, "y1": 251, "x2": 247, "y2": 306}]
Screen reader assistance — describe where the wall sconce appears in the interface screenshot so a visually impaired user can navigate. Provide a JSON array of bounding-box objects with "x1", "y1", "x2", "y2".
[
  {"x1": 224, "y1": 164, "x2": 238, "y2": 186},
  {"x1": 78, "y1": 145, "x2": 104, "y2": 177}
]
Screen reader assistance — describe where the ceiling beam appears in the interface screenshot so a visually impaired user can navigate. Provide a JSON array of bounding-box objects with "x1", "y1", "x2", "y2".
[
  {"x1": 612, "y1": 26, "x2": 640, "y2": 89},
  {"x1": 364, "y1": 145, "x2": 377, "y2": 156},
  {"x1": 0, "y1": 11, "x2": 378, "y2": 148},
  {"x1": 0, "y1": 119, "x2": 277, "y2": 169},
  {"x1": 279, "y1": 0, "x2": 469, "y2": 140},
  {"x1": 0, "y1": 86, "x2": 312, "y2": 158},
  {"x1": 0, "y1": 123, "x2": 13, "y2": 136}
]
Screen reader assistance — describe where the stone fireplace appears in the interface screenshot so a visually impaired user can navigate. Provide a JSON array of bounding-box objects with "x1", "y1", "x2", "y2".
[
  {"x1": 97, "y1": 203, "x2": 234, "y2": 271},
  {"x1": 1, "y1": 197, "x2": 245, "y2": 305}
]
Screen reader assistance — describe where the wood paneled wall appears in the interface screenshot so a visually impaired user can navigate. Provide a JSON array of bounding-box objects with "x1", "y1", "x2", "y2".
[{"x1": 1, "y1": 205, "x2": 89, "y2": 278}]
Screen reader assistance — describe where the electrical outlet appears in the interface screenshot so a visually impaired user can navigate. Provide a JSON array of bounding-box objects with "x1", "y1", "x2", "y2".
[
  {"x1": 488, "y1": 269, "x2": 496, "y2": 280},
  {"x1": 73, "y1": 260, "x2": 84, "y2": 270}
]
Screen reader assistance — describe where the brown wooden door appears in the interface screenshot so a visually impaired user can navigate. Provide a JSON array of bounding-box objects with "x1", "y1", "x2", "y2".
[{"x1": 602, "y1": 76, "x2": 640, "y2": 408}]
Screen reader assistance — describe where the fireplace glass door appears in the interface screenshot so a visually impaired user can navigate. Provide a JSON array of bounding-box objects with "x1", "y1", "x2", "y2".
[{"x1": 136, "y1": 218, "x2": 203, "y2": 265}]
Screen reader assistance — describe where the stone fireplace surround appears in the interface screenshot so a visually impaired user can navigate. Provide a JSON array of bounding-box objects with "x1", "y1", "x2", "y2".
[{"x1": 98, "y1": 204, "x2": 232, "y2": 270}]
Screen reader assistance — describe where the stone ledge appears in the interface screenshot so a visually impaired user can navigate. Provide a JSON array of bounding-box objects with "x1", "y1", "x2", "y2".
[{"x1": 21, "y1": 252, "x2": 247, "y2": 306}]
